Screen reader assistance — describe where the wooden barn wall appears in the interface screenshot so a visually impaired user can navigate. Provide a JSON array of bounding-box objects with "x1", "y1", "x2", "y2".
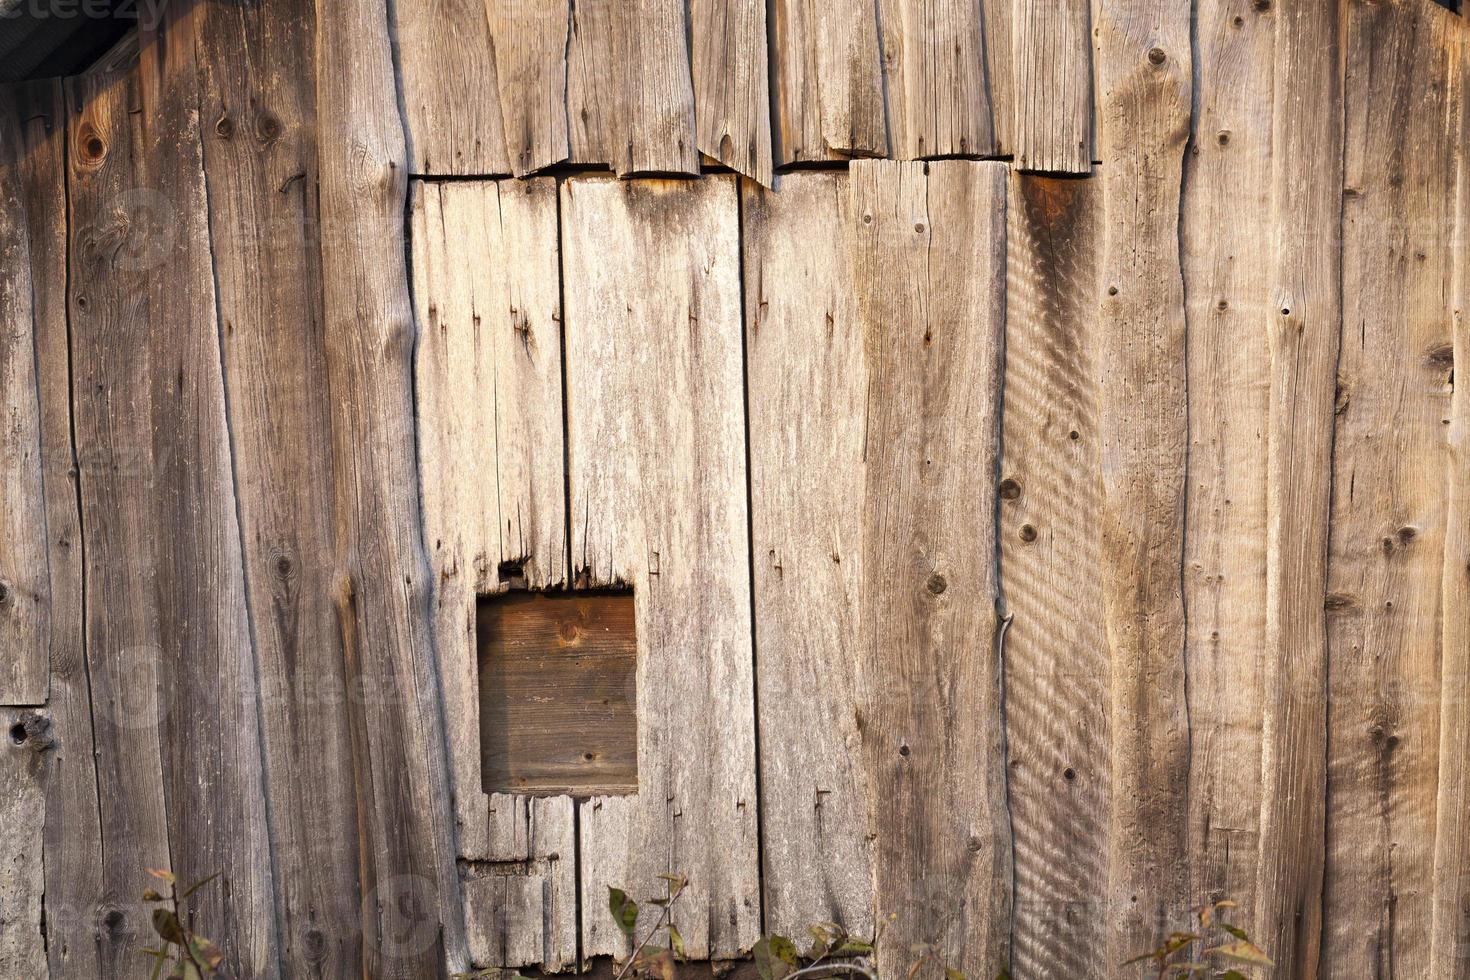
[{"x1": 0, "y1": 0, "x2": 1468, "y2": 977}]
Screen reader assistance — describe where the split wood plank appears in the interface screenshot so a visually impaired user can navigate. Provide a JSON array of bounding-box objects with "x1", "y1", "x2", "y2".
[
  {"x1": 1326, "y1": 4, "x2": 1461, "y2": 976},
  {"x1": 566, "y1": 0, "x2": 700, "y2": 176},
  {"x1": 135, "y1": 12, "x2": 280, "y2": 972},
  {"x1": 0, "y1": 84, "x2": 51, "y2": 706},
  {"x1": 1091, "y1": 0, "x2": 1193, "y2": 962},
  {"x1": 983, "y1": 0, "x2": 1014, "y2": 156},
  {"x1": 65, "y1": 65, "x2": 185, "y2": 974},
  {"x1": 0, "y1": 710, "x2": 46, "y2": 978},
  {"x1": 847, "y1": 159, "x2": 1010, "y2": 978},
  {"x1": 562, "y1": 175, "x2": 760, "y2": 962},
  {"x1": 394, "y1": 0, "x2": 511, "y2": 174},
  {"x1": 461, "y1": 799, "x2": 577, "y2": 970},
  {"x1": 485, "y1": 0, "x2": 570, "y2": 175},
  {"x1": 742, "y1": 172, "x2": 874, "y2": 943},
  {"x1": 314, "y1": 0, "x2": 467, "y2": 970},
  {"x1": 189, "y1": 0, "x2": 366, "y2": 969},
  {"x1": 1001, "y1": 172, "x2": 1110, "y2": 978},
  {"x1": 876, "y1": 0, "x2": 996, "y2": 158},
  {"x1": 690, "y1": 0, "x2": 773, "y2": 185},
  {"x1": 1012, "y1": 0, "x2": 1092, "y2": 173},
  {"x1": 1430, "y1": 25, "x2": 1470, "y2": 979},
  {"x1": 7, "y1": 78, "x2": 103, "y2": 979},
  {"x1": 1253, "y1": 0, "x2": 1345, "y2": 974},
  {"x1": 1177, "y1": 0, "x2": 1272, "y2": 933},
  {"x1": 410, "y1": 176, "x2": 576, "y2": 972},
  {"x1": 769, "y1": 0, "x2": 888, "y2": 164}
]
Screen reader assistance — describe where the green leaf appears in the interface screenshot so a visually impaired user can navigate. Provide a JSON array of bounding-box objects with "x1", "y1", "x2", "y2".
[
  {"x1": 944, "y1": 967, "x2": 967, "y2": 980},
  {"x1": 1219, "y1": 924, "x2": 1250, "y2": 942},
  {"x1": 1204, "y1": 941, "x2": 1272, "y2": 967},
  {"x1": 151, "y1": 909, "x2": 186, "y2": 945},
  {"x1": 753, "y1": 938, "x2": 795, "y2": 980},
  {"x1": 667, "y1": 922, "x2": 687, "y2": 958},
  {"x1": 833, "y1": 938, "x2": 875, "y2": 956},
  {"x1": 181, "y1": 872, "x2": 222, "y2": 901},
  {"x1": 189, "y1": 934, "x2": 225, "y2": 973},
  {"x1": 1219, "y1": 972, "x2": 1248, "y2": 980},
  {"x1": 769, "y1": 935, "x2": 800, "y2": 967},
  {"x1": 608, "y1": 887, "x2": 639, "y2": 937}
]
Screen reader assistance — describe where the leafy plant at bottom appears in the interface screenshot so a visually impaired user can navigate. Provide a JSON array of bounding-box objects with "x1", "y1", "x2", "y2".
[
  {"x1": 1123, "y1": 899, "x2": 1273, "y2": 980},
  {"x1": 139, "y1": 869, "x2": 226, "y2": 980}
]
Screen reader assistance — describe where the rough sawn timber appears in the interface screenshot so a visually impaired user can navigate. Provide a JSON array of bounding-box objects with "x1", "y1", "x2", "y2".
[{"x1": 769, "y1": 0, "x2": 888, "y2": 164}]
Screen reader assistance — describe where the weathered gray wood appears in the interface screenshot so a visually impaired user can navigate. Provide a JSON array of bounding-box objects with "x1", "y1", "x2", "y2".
[
  {"x1": 1178, "y1": 0, "x2": 1271, "y2": 933},
  {"x1": 1326, "y1": 4, "x2": 1459, "y2": 976},
  {"x1": 1092, "y1": 0, "x2": 1193, "y2": 963},
  {"x1": 847, "y1": 159, "x2": 1010, "y2": 978},
  {"x1": 1253, "y1": 0, "x2": 1344, "y2": 974},
  {"x1": 1012, "y1": 0, "x2": 1092, "y2": 172},
  {"x1": 690, "y1": 0, "x2": 773, "y2": 185},
  {"x1": 314, "y1": 0, "x2": 467, "y2": 970},
  {"x1": 982, "y1": 0, "x2": 1014, "y2": 155},
  {"x1": 394, "y1": 0, "x2": 511, "y2": 174},
  {"x1": 566, "y1": 0, "x2": 699, "y2": 176},
  {"x1": 770, "y1": 0, "x2": 888, "y2": 164},
  {"x1": 0, "y1": 84, "x2": 51, "y2": 707},
  {"x1": 135, "y1": 14, "x2": 279, "y2": 972},
  {"x1": 562, "y1": 175, "x2": 760, "y2": 962},
  {"x1": 461, "y1": 802, "x2": 575, "y2": 971},
  {"x1": 876, "y1": 0, "x2": 996, "y2": 158},
  {"x1": 1431, "y1": 26, "x2": 1470, "y2": 979},
  {"x1": 743, "y1": 172, "x2": 874, "y2": 943},
  {"x1": 65, "y1": 65, "x2": 182, "y2": 976},
  {"x1": 1001, "y1": 172, "x2": 1110, "y2": 978},
  {"x1": 485, "y1": 0, "x2": 569, "y2": 175},
  {"x1": 8, "y1": 77, "x2": 103, "y2": 980},
  {"x1": 0, "y1": 709, "x2": 46, "y2": 977},
  {"x1": 190, "y1": 0, "x2": 365, "y2": 969}
]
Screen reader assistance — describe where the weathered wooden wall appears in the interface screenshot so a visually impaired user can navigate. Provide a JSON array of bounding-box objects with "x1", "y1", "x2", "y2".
[{"x1": 1, "y1": 0, "x2": 1468, "y2": 977}]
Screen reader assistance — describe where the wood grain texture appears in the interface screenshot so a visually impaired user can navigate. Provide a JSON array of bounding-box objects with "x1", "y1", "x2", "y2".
[
  {"x1": 1430, "y1": 26, "x2": 1470, "y2": 979},
  {"x1": 136, "y1": 11, "x2": 280, "y2": 971},
  {"x1": 1012, "y1": 0, "x2": 1092, "y2": 173},
  {"x1": 1327, "y1": 4, "x2": 1460, "y2": 976},
  {"x1": 1001, "y1": 172, "x2": 1110, "y2": 978},
  {"x1": 8, "y1": 77, "x2": 103, "y2": 979},
  {"x1": 0, "y1": 709, "x2": 46, "y2": 978},
  {"x1": 770, "y1": 0, "x2": 888, "y2": 164},
  {"x1": 394, "y1": 0, "x2": 511, "y2": 174},
  {"x1": 410, "y1": 176, "x2": 575, "y2": 971},
  {"x1": 66, "y1": 65, "x2": 191, "y2": 976},
  {"x1": 847, "y1": 159, "x2": 1010, "y2": 978},
  {"x1": 485, "y1": 0, "x2": 570, "y2": 175},
  {"x1": 1091, "y1": 0, "x2": 1193, "y2": 962},
  {"x1": 690, "y1": 0, "x2": 773, "y2": 185},
  {"x1": 1254, "y1": 0, "x2": 1345, "y2": 974},
  {"x1": 562, "y1": 175, "x2": 760, "y2": 962},
  {"x1": 1178, "y1": 0, "x2": 1272, "y2": 935},
  {"x1": 190, "y1": 0, "x2": 365, "y2": 969},
  {"x1": 567, "y1": 0, "x2": 699, "y2": 176},
  {"x1": 982, "y1": 0, "x2": 1014, "y2": 155},
  {"x1": 743, "y1": 172, "x2": 874, "y2": 943},
  {"x1": 876, "y1": 0, "x2": 996, "y2": 158},
  {"x1": 461, "y1": 802, "x2": 576, "y2": 971},
  {"x1": 0, "y1": 84, "x2": 51, "y2": 707},
  {"x1": 314, "y1": 0, "x2": 466, "y2": 969}
]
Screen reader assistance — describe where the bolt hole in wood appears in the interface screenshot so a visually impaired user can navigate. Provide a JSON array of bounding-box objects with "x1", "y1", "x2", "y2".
[{"x1": 477, "y1": 590, "x2": 639, "y2": 797}]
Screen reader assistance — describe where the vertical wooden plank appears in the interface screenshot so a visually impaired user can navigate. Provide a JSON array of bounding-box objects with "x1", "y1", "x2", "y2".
[
  {"x1": 690, "y1": 0, "x2": 773, "y2": 185},
  {"x1": 1178, "y1": 0, "x2": 1272, "y2": 930},
  {"x1": 1001, "y1": 172, "x2": 1110, "y2": 978},
  {"x1": 1430, "y1": 27, "x2": 1470, "y2": 979},
  {"x1": 743, "y1": 172, "x2": 874, "y2": 942},
  {"x1": 0, "y1": 709, "x2": 46, "y2": 977},
  {"x1": 485, "y1": 0, "x2": 570, "y2": 176},
  {"x1": 9, "y1": 77, "x2": 104, "y2": 979},
  {"x1": 770, "y1": 0, "x2": 889, "y2": 164},
  {"x1": 190, "y1": 0, "x2": 365, "y2": 970},
  {"x1": 1327, "y1": 4, "x2": 1460, "y2": 976},
  {"x1": 315, "y1": 0, "x2": 467, "y2": 970},
  {"x1": 394, "y1": 0, "x2": 512, "y2": 175},
  {"x1": 1254, "y1": 0, "x2": 1345, "y2": 974},
  {"x1": 847, "y1": 159, "x2": 1010, "y2": 978},
  {"x1": 410, "y1": 177, "x2": 576, "y2": 971},
  {"x1": 982, "y1": 0, "x2": 1014, "y2": 156},
  {"x1": 566, "y1": 0, "x2": 700, "y2": 176},
  {"x1": 876, "y1": 0, "x2": 996, "y2": 158},
  {"x1": 1012, "y1": 0, "x2": 1093, "y2": 173},
  {"x1": 0, "y1": 84, "x2": 51, "y2": 707},
  {"x1": 562, "y1": 175, "x2": 760, "y2": 962},
  {"x1": 135, "y1": 11, "x2": 280, "y2": 972},
  {"x1": 66, "y1": 65, "x2": 180, "y2": 975},
  {"x1": 1091, "y1": 0, "x2": 1193, "y2": 962}
]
